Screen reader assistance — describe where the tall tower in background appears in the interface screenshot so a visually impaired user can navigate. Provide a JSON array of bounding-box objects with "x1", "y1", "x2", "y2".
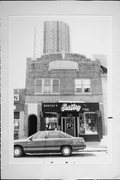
[{"x1": 43, "y1": 21, "x2": 70, "y2": 54}]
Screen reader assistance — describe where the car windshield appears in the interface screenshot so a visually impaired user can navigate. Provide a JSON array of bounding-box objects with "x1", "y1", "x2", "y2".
[{"x1": 59, "y1": 131, "x2": 73, "y2": 138}]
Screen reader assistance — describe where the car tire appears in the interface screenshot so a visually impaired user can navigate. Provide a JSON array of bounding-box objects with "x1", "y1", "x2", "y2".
[
  {"x1": 14, "y1": 146, "x2": 24, "y2": 157},
  {"x1": 61, "y1": 146, "x2": 72, "y2": 156}
]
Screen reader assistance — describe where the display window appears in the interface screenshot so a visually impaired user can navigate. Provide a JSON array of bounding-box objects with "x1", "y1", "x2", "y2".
[
  {"x1": 14, "y1": 119, "x2": 19, "y2": 139},
  {"x1": 79, "y1": 112, "x2": 98, "y2": 135},
  {"x1": 44, "y1": 113, "x2": 59, "y2": 130}
]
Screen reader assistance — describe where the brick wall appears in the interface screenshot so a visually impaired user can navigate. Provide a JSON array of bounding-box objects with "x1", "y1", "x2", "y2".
[
  {"x1": 14, "y1": 89, "x2": 25, "y2": 112},
  {"x1": 25, "y1": 53, "x2": 102, "y2": 102}
]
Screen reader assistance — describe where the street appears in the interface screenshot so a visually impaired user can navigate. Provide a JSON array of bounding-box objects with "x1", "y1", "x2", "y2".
[{"x1": 16, "y1": 150, "x2": 111, "y2": 164}]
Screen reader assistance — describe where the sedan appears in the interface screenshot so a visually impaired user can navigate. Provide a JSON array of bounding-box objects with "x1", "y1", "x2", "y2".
[{"x1": 14, "y1": 130, "x2": 86, "y2": 157}]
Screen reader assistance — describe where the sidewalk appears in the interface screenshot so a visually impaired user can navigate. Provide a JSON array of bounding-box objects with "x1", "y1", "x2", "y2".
[{"x1": 82, "y1": 141, "x2": 108, "y2": 152}]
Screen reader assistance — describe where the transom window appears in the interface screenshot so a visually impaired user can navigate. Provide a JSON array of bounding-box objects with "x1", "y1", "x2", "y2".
[
  {"x1": 75, "y1": 79, "x2": 91, "y2": 93},
  {"x1": 35, "y1": 78, "x2": 60, "y2": 94}
]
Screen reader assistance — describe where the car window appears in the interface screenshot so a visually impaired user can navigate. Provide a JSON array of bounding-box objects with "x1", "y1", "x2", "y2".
[
  {"x1": 59, "y1": 132, "x2": 72, "y2": 138},
  {"x1": 32, "y1": 131, "x2": 46, "y2": 139},
  {"x1": 48, "y1": 131, "x2": 61, "y2": 138}
]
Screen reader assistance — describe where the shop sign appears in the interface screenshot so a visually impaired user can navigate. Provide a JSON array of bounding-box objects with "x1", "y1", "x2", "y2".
[
  {"x1": 42, "y1": 103, "x2": 59, "y2": 112},
  {"x1": 43, "y1": 104, "x2": 58, "y2": 108},
  {"x1": 61, "y1": 103, "x2": 81, "y2": 112}
]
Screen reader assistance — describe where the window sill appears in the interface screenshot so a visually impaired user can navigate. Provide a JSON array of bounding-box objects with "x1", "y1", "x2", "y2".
[
  {"x1": 34, "y1": 93, "x2": 60, "y2": 95},
  {"x1": 74, "y1": 93, "x2": 92, "y2": 95}
]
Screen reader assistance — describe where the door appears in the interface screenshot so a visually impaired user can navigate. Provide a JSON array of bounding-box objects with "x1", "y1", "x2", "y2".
[
  {"x1": 62, "y1": 117, "x2": 75, "y2": 136},
  {"x1": 28, "y1": 115, "x2": 37, "y2": 136},
  {"x1": 26, "y1": 131, "x2": 46, "y2": 153},
  {"x1": 45, "y1": 131, "x2": 62, "y2": 152}
]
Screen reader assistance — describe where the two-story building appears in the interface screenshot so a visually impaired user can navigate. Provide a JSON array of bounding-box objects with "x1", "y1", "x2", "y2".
[{"x1": 24, "y1": 52, "x2": 104, "y2": 141}]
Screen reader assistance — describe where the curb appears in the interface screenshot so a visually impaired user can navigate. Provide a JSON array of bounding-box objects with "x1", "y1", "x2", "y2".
[
  {"x1": 83, "y1": 149, "x2": 108, "y2": 152},
  {"x1": 79, "y1": 146, "x2": 108, "y2": 152}
]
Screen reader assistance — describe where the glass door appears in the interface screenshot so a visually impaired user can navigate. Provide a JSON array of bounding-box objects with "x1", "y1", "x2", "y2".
[{"x1": 62, "y1": 117, "x2": 75, "y2": 136}]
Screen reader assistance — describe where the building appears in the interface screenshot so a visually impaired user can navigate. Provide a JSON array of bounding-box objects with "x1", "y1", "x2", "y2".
[
  {"x1": 43, "y1": 21, "x2": 70, "y2": 54},
  {"x1": 24, "y1": 52, "x2": 104, "y2": 141},
  {"x1": 93, "y1": 54, "x2": 107, "y2": 135},
  {"x1": 14, "y1": 89, "x2": 25, "y2": 139}
]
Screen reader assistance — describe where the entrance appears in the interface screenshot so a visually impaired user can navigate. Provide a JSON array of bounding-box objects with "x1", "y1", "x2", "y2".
[
  {"x1": 28, "y1": 114, "x2": 37, "y2": 136},
  {"x1": 61, "y1": 117, "x2": 75, "y2": 136}
]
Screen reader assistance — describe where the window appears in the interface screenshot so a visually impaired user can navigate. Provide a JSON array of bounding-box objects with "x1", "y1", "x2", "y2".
[
  {"x1": 59, "y1": 131, "x2": 72, "y2": 138},
  {"x1": 79, "y1": 113, "x2": 98, "y2": 135},
  {"x1": 14, "y1": 112, "x2": 20, "y2": 119},
  {"x1": 35, "y1": 79, "x2": 42, "y2": 93},
  {"x1": 83, "y1": 79, "x2": 91, "y2": 93},
  {"x1": 53, "y1": 79, "x2": 60, "y2": 93},
  {"x1": 32, "y1": 131, "x2": 46, "y2": 139},
  {"x1": 75, "y1": 79, "x2": 82, "y2": 93},
  {"x1": 48, "y1": 131, "x2": 61, "y2": 139},
  {"x1": 45, "y1": 113, "x2": 58, "y2": 130},
  {"x1": 75, "y1": 79, "x2": 91, "y2": 93},
  {"x1": 44, "y1": 78, "x2": 51, "y2": 93},
  {"x1": 35, "y1": 78, "x2": 60, "y2": 94}
]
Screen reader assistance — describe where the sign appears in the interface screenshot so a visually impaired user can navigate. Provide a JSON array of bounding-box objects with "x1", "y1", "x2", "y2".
[
  {"x1": 42, "y1": 103, "x2": 59, "y2": 112},
  {"x1": 61, "y1": 103, "x2": 81, "y2": 112},
  {"x1": 14, "y1": 94, "x2": 19, "y2": 102},
  {"x1": 42, "y1": 102, "x2": 99, "y2": 113}
]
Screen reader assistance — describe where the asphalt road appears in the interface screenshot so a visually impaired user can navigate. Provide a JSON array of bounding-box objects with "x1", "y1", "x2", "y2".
[{"x1": 16, "y1": 151, "x2": 111, "y2": 164}]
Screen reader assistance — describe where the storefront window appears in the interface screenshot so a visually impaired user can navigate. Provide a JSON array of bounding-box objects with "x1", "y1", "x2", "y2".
[
  {"x1": 84, "y1": 113, "x2": 98, "y2": 134},
  {"x1": 14, "y1": 119, "x2": 19, "y2": 139},
  {"x1": 14, "y1": 112, "x2": 20, "y2": 139},
  {"x1": 79, "y1": 112, "x2": 98, "y2": 135},
  {"x1": 45, "y1": 113, "x2": 58, "y2": 130}
]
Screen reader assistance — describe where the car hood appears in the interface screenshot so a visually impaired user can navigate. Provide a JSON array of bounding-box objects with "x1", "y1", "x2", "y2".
[{"x1": 72, "y1": 137, "x2": 84, "y2": 140}]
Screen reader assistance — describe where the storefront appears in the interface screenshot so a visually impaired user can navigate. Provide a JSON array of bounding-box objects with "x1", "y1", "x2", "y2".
[{"x1": 41, "y1": 102, "x2": 103, "y2": 141}]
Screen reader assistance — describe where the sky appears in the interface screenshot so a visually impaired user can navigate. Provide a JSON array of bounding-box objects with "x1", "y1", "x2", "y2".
[{"x1": 9, "y1": 16, "x2": 112, "y2": 88}]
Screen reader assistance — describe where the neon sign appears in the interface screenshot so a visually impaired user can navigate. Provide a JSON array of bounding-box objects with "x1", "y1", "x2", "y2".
[{"x1": 61, "y1": 103, "x2": 81, "y2": 112}]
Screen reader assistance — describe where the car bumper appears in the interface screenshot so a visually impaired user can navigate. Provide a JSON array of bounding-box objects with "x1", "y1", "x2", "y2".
[{"x1": 72, "y1": 144, "x2": 86, "y2": 151}]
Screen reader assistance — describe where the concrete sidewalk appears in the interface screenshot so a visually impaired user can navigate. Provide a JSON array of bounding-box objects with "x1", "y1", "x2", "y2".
[{"x1": 82, "y1": 141, "x2": 108, "y2": 152}]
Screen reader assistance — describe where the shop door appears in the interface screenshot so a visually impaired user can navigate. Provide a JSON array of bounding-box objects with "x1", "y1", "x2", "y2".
[
  {"x1": 28, "y1": 115, "x2": 37, "y2": 137},
  {"x1": 62, "y1": 117, "x2": 75, "y2": 137}
]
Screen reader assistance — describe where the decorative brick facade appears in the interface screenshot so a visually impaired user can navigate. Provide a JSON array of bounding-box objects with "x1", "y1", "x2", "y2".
[
  {"x1": 24, "y1": 52, "x2": 104, "y2": 141},
  {"x1": 25, "y1": 53, "x2": 102, "y2": 98}
]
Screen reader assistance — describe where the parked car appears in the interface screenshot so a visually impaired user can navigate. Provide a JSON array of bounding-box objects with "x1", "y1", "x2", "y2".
[{"x1": 14, "y1": 130, "x2": 86, "y2": 157}]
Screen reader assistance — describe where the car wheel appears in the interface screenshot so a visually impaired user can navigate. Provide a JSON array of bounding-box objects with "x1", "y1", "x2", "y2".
[
  {"x1": 61, "y1": 146, "x2": 72, "y2": 156},
  {"x1": 14, "y1": 146, "x2": 24, "y2": 157}
]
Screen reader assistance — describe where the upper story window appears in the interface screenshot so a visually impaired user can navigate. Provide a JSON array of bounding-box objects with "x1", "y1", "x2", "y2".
[
  {"x1": 75, "y1": 78, "x2": 91, "y2": 94},
  {"x1": 44, "y1": 78, "x2": 51, "y2": 93},
  {"x1": 35, "y1": 79, "x2": 42, "y2": 93},
  {"x1": 35, "y1": 78, "x2": 60, "y2": 94}
]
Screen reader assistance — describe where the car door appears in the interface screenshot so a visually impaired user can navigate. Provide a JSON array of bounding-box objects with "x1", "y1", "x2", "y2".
[
  {"x1": 26, "y1": 131, "x2": 46, "y2": 153},
  {"x1": 45, "y1": 131, "x2": 62, "y2": 152}
]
